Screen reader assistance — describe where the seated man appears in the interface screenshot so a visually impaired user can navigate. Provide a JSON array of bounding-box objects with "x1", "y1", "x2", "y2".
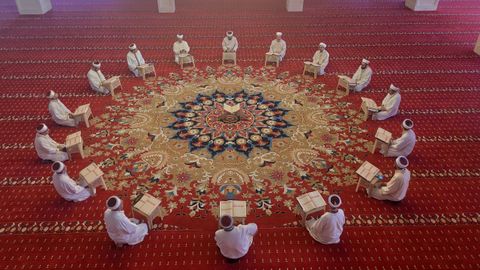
[
  {"x1": 312, "y1": 42, "x2": 329, "y2": 75},
  {"x1": 47, "y1": 90, "x2": 77, "y2": 127},
  {"x1": 382, "y1": 119, "x2": 416, "y2": 157},
  {"x1": 214, "y1": 215, "x2": 258, "y2": 262},
  {"x1": 51, "y1": 161, "x2": 91, "y2": 202},
  {"x1": 268, "y1": 32, "x2": 287, "y2": 61},
  {"x1": 173, "y1": 34, "x2": 191, "y2": 64},
  {"x1": 372, "y1": 84, "x2": 401, "y2": 121},
  {"x1": 368, "y1": 156, "x2": 411, "y2": 202},
  {"x1": 104, "y1": 196, "x2": 149, "y2": 247},
  {"x1": 87, "y1": 61, "x2": 109, "y2": 94},
  {"x1": 34, "y1": 123, "x2": 69, "y2": 162},
  {"x1": 222, "y1": 31, "x2": 238, "y2": 52},
  {"x1": 126, "y1": 43, "x2": 146, "y2": 77},
  {"x1": 350, "y1": 58, "x2": 373, "y2": 92},
  {"x1": 306, "y1": 194, "x2": 345, "y2": 244}
]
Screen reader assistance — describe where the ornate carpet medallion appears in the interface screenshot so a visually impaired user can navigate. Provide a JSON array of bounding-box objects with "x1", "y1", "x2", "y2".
[{"x1": 88, "y1": 66, "x2": 369, "y2": 227}]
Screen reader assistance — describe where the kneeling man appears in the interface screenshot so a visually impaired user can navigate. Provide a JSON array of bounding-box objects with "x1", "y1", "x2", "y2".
[
  {"x1": 51, "y1": 161, "x2": 91, "y2": 202},
  {"x1": 382, "y1": 119, "x2": 416, "y2": 157},
  {"x1": 214, "y1": 215, "x2": 258, "y2": 262},
  {"x1": 34, "y1": 123, "x2": 69, "y2": 162},
  {"x1": 372, "y1": 84, "x2": 401, "y2": 121},
  {"x1": 47, "y1": 90, "x2": 77, "y2": 127},
  {"x1": 306, "y1": 194, "x2": 345, "y2": 244},
  {"x1": 368, "y1": 156, "x2": 411, "y2": 202},
  {"x1": 104, "y1": 196, "x2": 149, "y2": 247}
]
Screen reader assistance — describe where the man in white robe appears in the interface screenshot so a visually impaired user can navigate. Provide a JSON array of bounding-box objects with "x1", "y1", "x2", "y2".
[
  {"x1": 87, "y1": 61, "x2": 109, "y2": 94},
  {"x1": 127, "y1": 43, "x2": 146, "y2": 77},
  {"x1": 382, "y1": 119, "x2": 416, "y2": 157},
  {"x1": 312, "y1": 42, "x2": 329, "y2": 75},
  {"x1": 215, "y1": 215, "x2": 258, "y2": 262},
  {"x1": 350, "y1": 58, "x2": 373, "y2": 92},
  {"x1": 372, "y1": 84, "x2": 401, "y2": 121},
  {"x1": 51, "y1": 161, "x2": 91, "y2": 202},
  {"x1": 306, "y1": 194, "x2": 345, "y2": 245},
  {"x1": 47, "y1": 90, "x2": 77, "y2": 127},
  {"x1": 173, "y1": 34, "x2": 191, "y2": 64},
  {"x1": 222, "y1": 31, "x2": 238, "y2": 52},
  {"x1": 268, "y1": 32, "x2": 287, "y2": 61},
  {"x1": 368, "y1": 156, "x2": 411, "y2": 202},
  {"x1": 34, "y1": 123, "x2": 69, "y2": 162},
  {"x1": 104, "y1": 196, "x2": 149, "y2": 247}
]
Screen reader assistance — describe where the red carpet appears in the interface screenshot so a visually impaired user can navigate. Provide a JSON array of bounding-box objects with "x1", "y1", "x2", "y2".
[{"x1": 1, "y1": 0, "x2": 480, "y2": 269}]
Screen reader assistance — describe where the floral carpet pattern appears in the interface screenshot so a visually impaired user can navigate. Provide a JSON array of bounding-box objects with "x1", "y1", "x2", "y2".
[{"x1": 88, "y1": 66, "x2": 368, "y2": 224}]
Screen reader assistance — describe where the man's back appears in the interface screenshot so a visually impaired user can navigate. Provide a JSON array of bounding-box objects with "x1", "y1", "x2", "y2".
[{"x1": 215, "y1": 223, "x2": 258, "y2": 259}]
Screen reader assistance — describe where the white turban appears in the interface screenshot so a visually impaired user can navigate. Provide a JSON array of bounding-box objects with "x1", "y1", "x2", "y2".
[
  {"x1": 92, "y1": 61, "x2": 101, "y2": 68},
  {"x1": 176, "y1": 34, "x2": 184, "y2": 39},
  {"x1": 276, "y1": 32, "x2": 282, "y2": 36},
  {"x1": 389, "y1": 84, "x2": 400, "y2": 92},
  {"x1": 219, "y1": 215, "x2": 234, "y2": 231},
  {"x1": 328, "y1": 194, "x2": 342, "y2": 208},
  {"x1": 362, "y1": 58, "x2": 370, "y2": 64},
  {"x1": 36, "y1": 123, "x2": 48, "y2": 133},
  {"x1": 106, "y1": 196, "x2": 122, "y2": 210},
  {"x1": 402, "y1": 119, "x2": 414, "y2": 129},
  {"x1": 395, "y1": 156, "x2": 409, "y2": 169},
  {"x1": 226, "y1": 31, "x2": 233, "y2": 37},
  {"x1": 51, "y1": 161, "x2": 65, "y2": 173},
  {"x1": 48, "y1": 90, "x2": 56, "y2": 99},
  {"x1": 129, "y1": 43, "x2": 137, "y2": 50},
  {"x1": 319, "y1": 42, "x2": 327, "y2": 48}
]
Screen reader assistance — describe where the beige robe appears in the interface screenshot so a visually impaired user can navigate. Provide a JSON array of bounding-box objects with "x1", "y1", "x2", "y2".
[
  {"x1": 87, "y1": 69, "x2": 109, "y2": 94},
  {"x1": 173, "y1": 41, "x2": 191, "y2": 64},
  {"x1": 48, "y1": 99, "x2": 76, "y2": 127},
  {"x1": 126, "y1": 50, "x2": 145, "y2": 77},
  {"x1": 351, "y1": 66, "x2": 372, "y2": 92},
  {"x1": 312, "y1": 50, "x2": 329, "y2": 75},
  {"x1": 34, "y1": 133, "x2": 69, "y2": 162},
  {"x1": 222, "y1": 37, "x2": 238, "y2": 52},
  {"x1": 373, "y1": 93, "x2": 401, "y2": 120},
  {"x1": 269, "y1": 39, "x2": 287, "y2": 61},
  {"x1": 385, "y1": 129, "x2": 416, "y2": 157},
  {"x1": 369, "y1": 169, "x2": 411, "y2": 201}
]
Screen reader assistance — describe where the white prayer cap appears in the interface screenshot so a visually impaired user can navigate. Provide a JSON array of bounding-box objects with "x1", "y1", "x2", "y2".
[
  {"x1": 402, "y1": 119, "x2": 414, "y2": 129},
  {"x1": 276, "y1": 32, "x2": 282, "y2": 36},
  {"x1": 219, "y1": 215, "x2": 234, "y2": 231},
  {"x1": 47, "y1": 90, "x2": 56, "y2": 99},
  {"x1": 226, "y1": 31, "x2": 233, "y2": 37},
  {"x1": 389, "y1": 84, "x2": 400, "y2": 92},
  {"x1": 92, "y1": 61, "x2": 101, "y2": 68},
  {"x1": 362, "y1": 58, "x2": 370, "y2": 64},
  {"x1": 328, "y1": 194, "x2": 342, "y2": 208},
  {"x1": 36, "y1": 123, "x2": 48, "y2": 133},
  {"x1": 129, "y1": 43, "x2": 137, "y2": 50},
  {"x1": 176, "y1": 34, "x2": 184, "y2": 39},
  {"x1": 106, "y1": 196, "x2": 122, "y2": 210},
  {"x1": 51, "y1": 161, "x2": 65, "y2": 173},
  {"x1": 395, "y1": 156, "x2": 409, "y2": 169},
  {"x1": 319, "y1": 42, "x2": 327, "y2": 48}
]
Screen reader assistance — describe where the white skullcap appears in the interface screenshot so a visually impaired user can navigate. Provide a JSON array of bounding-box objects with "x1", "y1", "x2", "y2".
[
  {"x1": 106, "y1": 196, "x2": 122, "y2": 210},
  {"x1": 319, "y1": 42, "x2": 327, "y2": 48},
  {"x1": 362, "y1": 58, "x2": 370, "y2": 64},
  {"x1": 51, "y1": 161, "x2": 65, "y2": 173},
  {"x1": 389, "y1": 84, "x2": 400, "y2": 92},
  {"x1": 129, "y1": 43, "x2": 137, "y2": 50},
  {"x1": 48, "y1": 90, "x2": 56, "y2": 99},
  {"x1": 36, "y1": 123, "x2": 48, "y2": 133},
  {"x1": 328, "y1": 194, "x2": 342, "y2": 208},
  {"x1": 92, "y1": 61, "x2": 101, "y2": 68},
  {"x1": 176, "y1": 34, "x2": 184, "y2": 39},
  {"x1": 402, "y1": 119, "x2": 414, "y2": 129},
  {"x1": 276, "y1": 32, "x2": 282, "y2": 36},
  {"x1": 219, "y1": 215, "x2": 234, "y2": 231},
  {"x1": 226, "y1": 31, "x2": 233, "y2": 37},
  {"x1": 395, "y1": 156, "x2": 409, "y2": 169}
]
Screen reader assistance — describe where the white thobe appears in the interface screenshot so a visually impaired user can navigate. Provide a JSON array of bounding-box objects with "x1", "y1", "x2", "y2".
[
  {"x1": 269, "y1": 39, "x2": 287, "y2": 61},
  {"x1": 48, "y1": 99, "x2": 76, "y2": 127},
  {"x1": 222, "y1": 37, "x2": 238, "y2": 52},
  {"x1": 312, "y1": 50, "x2": 329, "y2": 75},
  {"x1": 104, "y1": 210, "x2": 149, "y2": 245},
  {"x1": 373, "y1": 93, "x2": 401, "y2": 121},
  {"x1": 173, "y1": 41, "x2": 191, "y2": 64},
  {"x1": 127, "y1": 50, "x2": 146, "y2": 77},
  {"x1": 351, "y1": 66, "x2": 372, "y2": 92},
  {"x1": 385, "y1": 129, "x2": 416, "y2": 157},
  {"x1": 214, "y1": 223, "x2": 258, "y2": 259},
  {"x1": 87, "y1": 69, "x2": 109, "y2": 94},
  {"x1": 306, "y1": 209, "x2": 345, "y2": 244},
  {"x1": 369, "y1": 169, "x2": 411, "y2": 201},
  {"x1": 52, "y1": 172, "x2": 90, "y2": 202},
  {"x1": 34, "y1": 133, "x2": 69, "y2": 162}
]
